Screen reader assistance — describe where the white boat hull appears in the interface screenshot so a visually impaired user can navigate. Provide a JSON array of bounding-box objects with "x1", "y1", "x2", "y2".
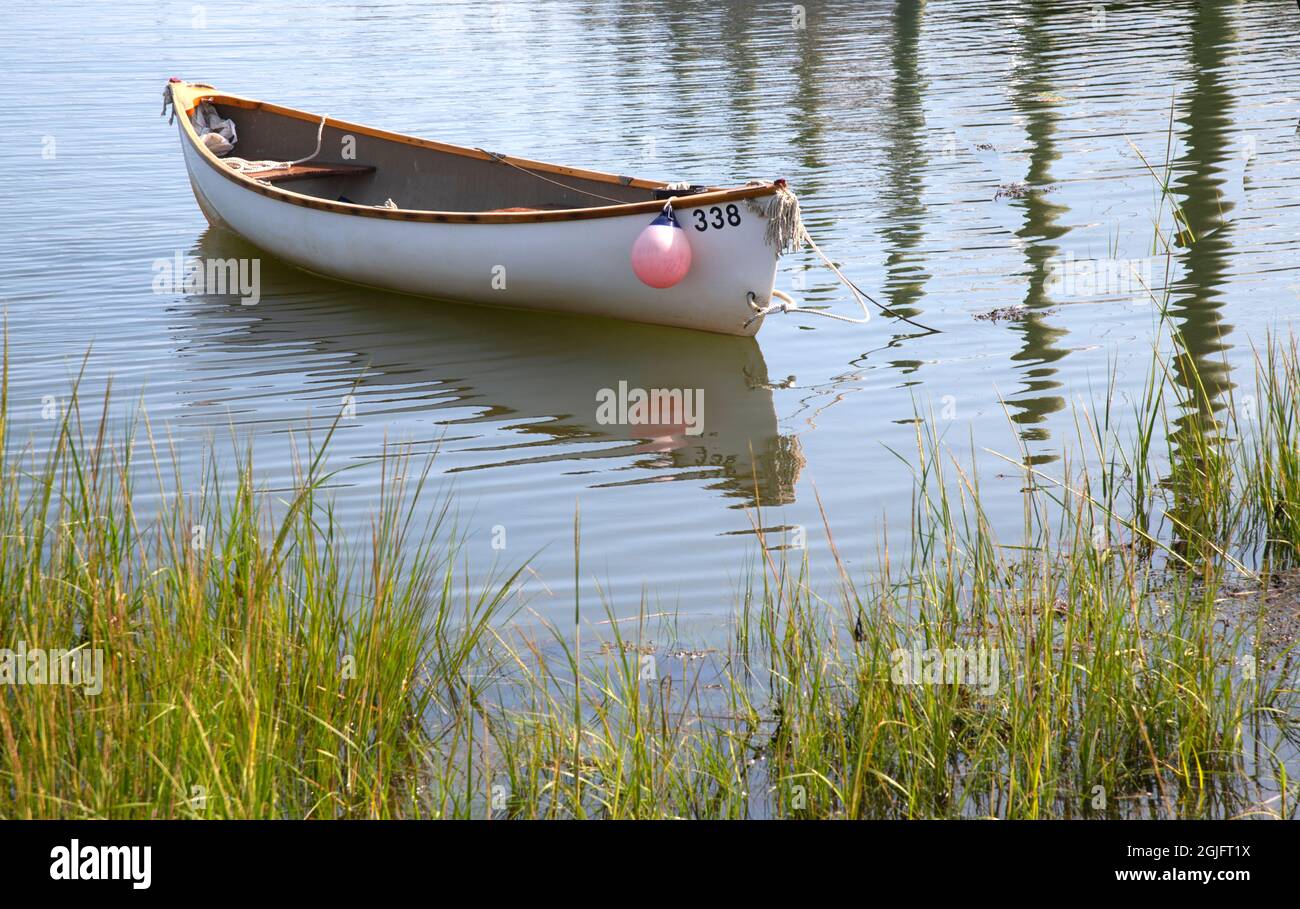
[{"x1": 178, "y1": 124, "x2": 778, "y2": 337}]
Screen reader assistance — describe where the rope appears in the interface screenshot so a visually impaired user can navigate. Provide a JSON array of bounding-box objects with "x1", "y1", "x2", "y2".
[
  {"x1": 287, "y1": 115, "x2": 328, "y2": 166},
  {"x1": 163, "y1": 79, "x2": 328, "y2": 177},
  {"x1": 745, "y1": 181, "x2": 805, "y2": 255},
  {"x1": 161, "y1": 83, "x2": 175, "y2": 124},
  {"x1": 226, "y1": 115, "x2": 328, "y2": 176},
  {"x1": 475, "y1": 149, "x2": 630, "y2": 205},
  {"x1": 223, "y1": 158, "x2": 291, "y2": 174},
  {"x1": 744, "y1": 181, "x2": 940, "y2": 333}
]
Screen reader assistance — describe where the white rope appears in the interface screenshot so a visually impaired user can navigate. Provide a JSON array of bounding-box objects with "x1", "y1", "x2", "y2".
[
  {"x1": 163, "y1": 82, "x2": 329, "y2": 177},
  {"x1": 744, "y1": 182, "x2": 940, "y2": 333},
  {"x1": 745, "y1": 182, "x2": 806, "y2": 255},
  {"x1": 287, "y1": 115, "x2": 328, "y2": 166},
  {"x1": 223, "y1": 158, "x2": 288, "y2": 174},
  {"x1": 745, "y1": 225, "x2": 874, "y2": 328},
  {"x1": 223, "y1": 115, "x2": 328, "y2": 176}
]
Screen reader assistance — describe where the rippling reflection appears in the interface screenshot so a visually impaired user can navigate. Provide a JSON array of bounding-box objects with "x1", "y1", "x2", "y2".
[
  {"x1": 1004, "y1": 0, "x2": 1069, "y2": 457},
  {"x1": 1163, "y1": 0, "x2": 1238, "y2": 560},
  {"x1": 880, "y1": 0, "x2": 931, "y2": 326},
  {"x1": 1169, "y1": 0, "x2": 1237, "y2": 426},
  {"x1": 176, "y1": 230, "x2": 803, "y2": 508}
]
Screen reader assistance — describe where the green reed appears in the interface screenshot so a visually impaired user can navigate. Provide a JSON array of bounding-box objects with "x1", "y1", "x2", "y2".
[
  {"x1": 0, "y1": 346, "x2": 517, "y2": 818},
  {"x1": 2, "y1": 322, "x2": 1297, "y2": 819},
  {"x1": 471, "y1": 325, "x2": 1299, "y2": 819}
]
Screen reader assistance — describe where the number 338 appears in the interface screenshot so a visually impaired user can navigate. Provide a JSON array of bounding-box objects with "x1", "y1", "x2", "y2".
[{"x1": 692, "y1": 204, "x2": 743, "y2": 232}]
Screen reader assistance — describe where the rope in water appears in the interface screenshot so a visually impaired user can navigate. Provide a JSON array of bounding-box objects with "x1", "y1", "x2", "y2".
[{"x1": 744, "y1": 182, "x2": 940, "y2": 333}]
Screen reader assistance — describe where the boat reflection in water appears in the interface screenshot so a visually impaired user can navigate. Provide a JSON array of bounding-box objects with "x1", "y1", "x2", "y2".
[{"x1": 173, "y1": 230, "x2": 803, "y2": 508}]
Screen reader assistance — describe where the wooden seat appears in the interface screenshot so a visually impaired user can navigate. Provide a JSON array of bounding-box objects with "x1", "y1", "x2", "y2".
[{"x1": 240, "y1": 162, "x2": 375, "y2": 184}]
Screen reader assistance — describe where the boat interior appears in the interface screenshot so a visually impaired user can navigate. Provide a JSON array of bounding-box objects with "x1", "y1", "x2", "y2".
[{"x1": 201, "y1": 101, "x2": 673, "y2": 213}]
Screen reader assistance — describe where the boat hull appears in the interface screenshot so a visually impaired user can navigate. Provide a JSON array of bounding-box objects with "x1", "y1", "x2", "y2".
[{"x1": 177, "y1": 122, "x2": 777, "y2": 337}]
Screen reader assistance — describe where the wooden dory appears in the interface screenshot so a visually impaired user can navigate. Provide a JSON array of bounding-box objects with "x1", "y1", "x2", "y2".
[{"x1": 166, "y1": 80, "x2": 786, "y2": 336}]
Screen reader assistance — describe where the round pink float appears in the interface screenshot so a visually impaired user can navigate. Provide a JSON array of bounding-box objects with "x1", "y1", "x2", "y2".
[{"x1": 630, "y1": 204, "x2": 693, "y2": 289}]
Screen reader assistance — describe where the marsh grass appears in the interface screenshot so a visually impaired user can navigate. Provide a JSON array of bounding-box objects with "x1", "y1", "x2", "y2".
[
  {"x1": 469, "y1": 325, "x2": 1299, "y2": 819},
  {"x1": 0, "y1": 348, "x2": 518, "y2": 818},
  {"x1": 2, "y1": 320, "x2": 1298, "y2": 819}
]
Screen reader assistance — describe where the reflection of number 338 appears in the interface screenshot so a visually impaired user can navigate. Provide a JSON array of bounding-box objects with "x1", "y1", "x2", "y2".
[{"x1": 692, "y1": 204, "x2": 742, "y2": 231}]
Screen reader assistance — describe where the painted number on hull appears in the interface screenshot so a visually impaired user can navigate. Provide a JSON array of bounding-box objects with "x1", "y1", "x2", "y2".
[{"x1": 692, "y1": 204, "x2": 742, "y2": 232}]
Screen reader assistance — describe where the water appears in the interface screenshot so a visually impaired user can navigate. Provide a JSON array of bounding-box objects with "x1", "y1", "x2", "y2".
[{"x1": 2, "y1": 0, "x2": 1298, "y2": 630}]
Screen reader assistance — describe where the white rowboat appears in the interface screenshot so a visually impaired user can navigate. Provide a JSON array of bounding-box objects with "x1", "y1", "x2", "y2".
[{"x1": 165, "y1": 80, "x2": 789, "y2": 336}]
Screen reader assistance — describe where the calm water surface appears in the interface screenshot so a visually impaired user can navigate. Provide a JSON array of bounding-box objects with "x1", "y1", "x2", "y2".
[{"x1": 2, "y1": 0, "x2": 1299, "y2": 631}]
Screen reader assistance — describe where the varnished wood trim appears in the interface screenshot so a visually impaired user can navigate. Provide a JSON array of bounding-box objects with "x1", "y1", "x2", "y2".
[
  {"x1": 171, "y1": 81, "x2": 779, "y2": 225},
  {"x1": 250, "y1": 162, "x2": 376, "y2": 184}
]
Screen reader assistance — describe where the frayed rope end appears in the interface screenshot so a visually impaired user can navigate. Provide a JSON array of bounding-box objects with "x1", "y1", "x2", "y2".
[{"x1": 746, "y1": 181, "x2": 806, "y2": 256}]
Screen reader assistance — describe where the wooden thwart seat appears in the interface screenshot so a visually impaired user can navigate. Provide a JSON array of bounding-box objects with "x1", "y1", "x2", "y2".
[{"x1": 241, "y1": 162, "x2": 375, "y2": 184}]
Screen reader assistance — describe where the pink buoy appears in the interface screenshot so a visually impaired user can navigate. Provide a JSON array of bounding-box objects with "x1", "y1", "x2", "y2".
[{"x1": 630, "y1": 204, "x2": 692, "y2": 289}]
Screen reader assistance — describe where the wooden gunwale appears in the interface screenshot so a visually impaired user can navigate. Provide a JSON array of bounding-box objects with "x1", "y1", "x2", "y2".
[{"x1": 172, "y1": 82, "x2": 778, "y2": 225}]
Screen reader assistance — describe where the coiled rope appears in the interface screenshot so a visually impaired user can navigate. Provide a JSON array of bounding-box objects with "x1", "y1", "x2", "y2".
[
  {"x1": 224, "y1": 114, "x2": 328, "y2": 176},
  {"x1": 744, "y1": 180, "x2": 940, "y2": 333},
  {"x1": 162, "y1": 82, "x2": 329, "y2": 177}
]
